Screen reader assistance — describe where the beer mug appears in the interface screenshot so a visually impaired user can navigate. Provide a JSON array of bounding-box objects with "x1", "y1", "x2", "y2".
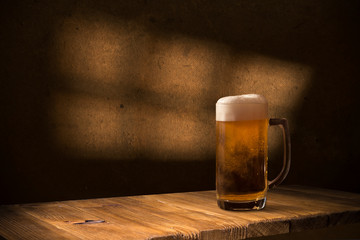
[{"x1": 216, "y1": 94, "x2": 291, "y2": 210}]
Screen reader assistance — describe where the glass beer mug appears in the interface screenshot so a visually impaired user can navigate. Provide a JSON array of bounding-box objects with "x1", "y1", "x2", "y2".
[{"x1": 216, "y1": 94, "x2": 291, "y2": 210}]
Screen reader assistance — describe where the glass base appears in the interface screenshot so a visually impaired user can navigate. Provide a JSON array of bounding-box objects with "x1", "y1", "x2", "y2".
[{"x1": 217, "y1": 197, "x2": 266, "y2": 211}]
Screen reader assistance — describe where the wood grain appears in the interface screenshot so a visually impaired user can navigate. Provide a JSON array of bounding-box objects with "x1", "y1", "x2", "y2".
[
  {"x1": 0, "y1": 205, "x2": 80, "y2": 240},
  {"x1": 0, "y1": 186, "x2": 359, "y2": 239}
]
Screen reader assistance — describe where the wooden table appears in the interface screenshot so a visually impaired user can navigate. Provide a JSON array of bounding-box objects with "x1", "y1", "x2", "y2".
[{"x1": 1, "y1": 185, "x2": 360, "y2": 239}]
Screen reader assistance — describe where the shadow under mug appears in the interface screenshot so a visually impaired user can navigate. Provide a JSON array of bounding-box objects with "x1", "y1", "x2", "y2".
[{"x1": 216, "y1": 94, "x2": 291, "y2": 210}]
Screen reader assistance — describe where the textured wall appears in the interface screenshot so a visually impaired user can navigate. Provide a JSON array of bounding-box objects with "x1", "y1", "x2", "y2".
[{"x1": 1, "y1": 0, "x2": 359, "y2": 203}]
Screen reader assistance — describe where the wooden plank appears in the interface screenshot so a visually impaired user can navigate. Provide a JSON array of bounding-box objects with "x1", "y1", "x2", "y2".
[
  {"x1": 146, "y1": 191, "x2": 289, "y2": 238},
  {"x1": 131, "y1": 192, "x2": 247, "y2": 239},
  {"x1": 65, "y1": 193, "x2": 247, "y2": 239},
  {"x1": 269, "y1": 187, "x2": 360, "y2": 212},
  {"x1": 275, "y1": 186, "x2": 360, "y2": 208},
  {"x1": 63, "y1": 197, "x2": 190, "y2": 239},
  {"x1": 17, "y1": 201, "x2": 149, "y2": 240},
  {"x1": 0, "y1": 186, "x2": 360, "y2": 239},
  {"x1": 172, "y1": 189, "x2": 360, "y2": 238},
  {"x1": 280, "y1": 185, "x2": 360, "y2": 202},
  {"x1": 267, "y1": 187, "x2": 360, "y2": 232},
  {"x1": 0, "y1": 205, "x2": 79, "y2": 240}
]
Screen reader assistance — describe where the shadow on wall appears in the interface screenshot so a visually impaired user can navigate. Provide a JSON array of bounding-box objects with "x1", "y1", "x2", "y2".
[{"x1": 0, "y1": 0, "x2": 359, "y2": 204}]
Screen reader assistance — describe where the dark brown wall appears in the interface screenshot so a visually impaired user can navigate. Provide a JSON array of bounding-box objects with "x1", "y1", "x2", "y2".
[{"x1": 1, "y1": 0, "x2": 359, "y2": 204}]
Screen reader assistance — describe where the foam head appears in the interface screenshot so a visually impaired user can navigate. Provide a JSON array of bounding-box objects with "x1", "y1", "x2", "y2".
[{"x1": 216, "y1": 94, "x2": 268, "y2": 121}]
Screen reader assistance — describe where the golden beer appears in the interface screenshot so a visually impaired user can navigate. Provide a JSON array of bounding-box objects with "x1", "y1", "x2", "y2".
[
  {"x1": 216, "y1": 119, "x2": 268, "y2": 207},
  {"x1": 216, "y1": 94, "x2": 269, "y2": 210},
  {"x1": 216, "y1": 94, "x2": 291, "y2": 210}
]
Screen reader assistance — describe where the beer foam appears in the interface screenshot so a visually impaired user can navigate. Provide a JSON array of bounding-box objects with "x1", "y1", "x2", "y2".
[{"x1": 216, "y1": 94, "x2": 268, "y2": 121}]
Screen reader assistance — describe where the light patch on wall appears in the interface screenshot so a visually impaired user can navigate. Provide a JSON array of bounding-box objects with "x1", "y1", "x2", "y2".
[
  {"x1": 50, "y1": 16, "x2": 220, "y2": 160},
  {"x1": 229, "y1": 53, "x2": 313, "y2": 118},
  {"x1": 50, "y1": 15, "x2": 312, "y2": 161},
  {"x1": 49, "y1": 91, "x2": 127, "y2": 159},
  {"x1": 132, "y1": 36, "x2": 223, "y2": 160},
  {"x1": 127, "y1": 104, "x2": 205, "y2": 161},
  {"x1": 140, "y1": 36, "x2": 217, "y2": 99},
  {"x1": 227, "y1": 53, "x2": 313, "y2": 158}
]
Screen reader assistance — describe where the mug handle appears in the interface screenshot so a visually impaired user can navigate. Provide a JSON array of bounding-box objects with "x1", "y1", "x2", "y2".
[{"x1": 268, "y1": 118, "x2": 291, "y2": 188}]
